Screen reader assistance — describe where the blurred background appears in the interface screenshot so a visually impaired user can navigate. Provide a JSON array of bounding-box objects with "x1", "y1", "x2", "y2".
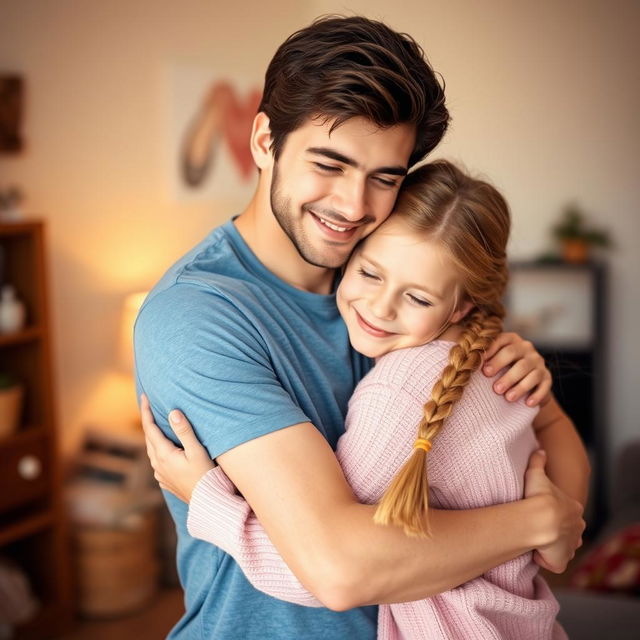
[{"x1": 0, "y1": 0, "x2": 638, "y2": 638}]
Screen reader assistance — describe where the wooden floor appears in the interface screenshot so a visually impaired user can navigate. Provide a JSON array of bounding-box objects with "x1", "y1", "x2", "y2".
[
  {"x1": 55, "y1": 588, "x2": 184, "y2": 640},
  {"x1": 50, "y1": 566, "x2": 579, "y2": 639}
]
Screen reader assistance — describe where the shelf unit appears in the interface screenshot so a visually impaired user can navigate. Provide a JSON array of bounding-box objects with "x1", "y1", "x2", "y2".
[
  {"x1": 0, "y1": 220, "x2": 73, "y2": 638},
  {"x1": 506, "y1": 260, "x2": 608, "y2": 532}
]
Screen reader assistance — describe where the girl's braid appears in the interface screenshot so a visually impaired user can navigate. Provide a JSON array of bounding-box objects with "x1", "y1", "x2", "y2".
[{"x1": 374, "y1": 310, "x2": 504, "y2": 536}]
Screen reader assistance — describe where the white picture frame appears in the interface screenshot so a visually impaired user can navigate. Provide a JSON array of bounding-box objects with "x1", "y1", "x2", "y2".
[{"x1": 505, "y1": 264, "x2": 595, "y2": 349}]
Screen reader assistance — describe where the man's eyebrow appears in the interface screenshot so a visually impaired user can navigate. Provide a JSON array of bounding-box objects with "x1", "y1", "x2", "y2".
[{"x1": 306, "y1": 147, "x2": 408, "y2": 176}]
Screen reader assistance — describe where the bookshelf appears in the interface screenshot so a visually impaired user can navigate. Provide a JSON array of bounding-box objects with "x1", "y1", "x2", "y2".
[{"x1": 0, "y1": 220, "x2": 73, "y2": 638}]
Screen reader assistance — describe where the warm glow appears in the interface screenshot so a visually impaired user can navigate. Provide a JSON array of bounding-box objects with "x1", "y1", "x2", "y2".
[{"x1": 119, "y1": 291, "x2": 148, "y2": 372}]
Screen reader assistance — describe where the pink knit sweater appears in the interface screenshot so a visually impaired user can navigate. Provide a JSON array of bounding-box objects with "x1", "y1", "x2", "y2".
[{"x1": 188, "y1": 341, "x2": 566, "y2": 639}]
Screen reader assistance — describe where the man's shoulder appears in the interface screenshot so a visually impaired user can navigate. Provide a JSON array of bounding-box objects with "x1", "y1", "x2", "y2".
[
  {"x1": 151, "y1": 222, "x2": 239, "y2": 289},
  {"x1": 135, "y1": 221, "x2": 271, "y2": 349},
  {"x1": 143, "y1": 221, "x2": 265, "y2": 314},
  {"x1": 136, "y1": 279, "x2": 264, "y2": 352}
]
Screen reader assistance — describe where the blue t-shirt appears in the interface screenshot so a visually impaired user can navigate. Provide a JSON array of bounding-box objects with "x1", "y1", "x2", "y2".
[{"x1": 135, "y1": 219, "x2": 376, "y2": 639}]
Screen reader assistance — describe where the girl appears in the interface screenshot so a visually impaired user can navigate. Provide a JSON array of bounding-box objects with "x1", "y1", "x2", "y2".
[{"x1": 143, "y1": 161, "x2": 584, "y2": 638}]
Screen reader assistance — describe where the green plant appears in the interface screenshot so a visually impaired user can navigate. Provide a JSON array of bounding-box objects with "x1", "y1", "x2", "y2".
[
  {"x1": 0, "y1": 372, "x2": 17, "y2": 390},
  {"x1": 552, "y1": 203, "x2": 612, "y2": 248}
]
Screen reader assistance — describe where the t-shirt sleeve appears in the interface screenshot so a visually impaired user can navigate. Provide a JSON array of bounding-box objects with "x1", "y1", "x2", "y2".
[{"x1": 134, "y1": 282, "x2": 310, "y2": 458}]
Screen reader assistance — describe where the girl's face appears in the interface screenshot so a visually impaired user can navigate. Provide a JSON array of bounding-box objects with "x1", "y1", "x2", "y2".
[{"x1": 337, "y1": 217, "x2": 471, "y2": 359}]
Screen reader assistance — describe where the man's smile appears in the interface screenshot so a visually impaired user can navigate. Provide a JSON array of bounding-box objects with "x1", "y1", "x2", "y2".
[{"x1": 308, "y1": 210, "x2": 360, "y2": 241}]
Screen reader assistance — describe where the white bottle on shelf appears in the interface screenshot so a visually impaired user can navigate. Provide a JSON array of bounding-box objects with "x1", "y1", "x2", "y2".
[{"x1": 0, "y1": 284, "x2": 27, "y2": 334}]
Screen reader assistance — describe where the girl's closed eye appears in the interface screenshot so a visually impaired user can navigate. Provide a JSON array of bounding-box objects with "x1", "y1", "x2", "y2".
[
  {"x1": 357, "y1": 267, "x2": 379, "y2": 280},
  {"x1": 407, "y1": 293, "x2": 432, "y2": 307}
]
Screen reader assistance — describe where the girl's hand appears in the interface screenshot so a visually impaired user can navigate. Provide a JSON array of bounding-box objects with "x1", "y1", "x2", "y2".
[
  {"x1": 140, "y1": 394, "x2": 215, "y2": 502},
  {"x1": 524, "y1": 450, "x2": 585, "y2": 573},
  {"x1": 482, "y1": 332, "x2": 552, "y2": 406}
]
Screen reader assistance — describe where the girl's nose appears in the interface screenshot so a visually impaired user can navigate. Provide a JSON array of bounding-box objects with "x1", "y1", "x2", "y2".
[{"x1": 369, "y1": 291, "x2": 395, "y2": 321}]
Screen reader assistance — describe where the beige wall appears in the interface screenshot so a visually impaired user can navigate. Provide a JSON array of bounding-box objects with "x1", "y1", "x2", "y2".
[{"x1": 1, "y1": 1, "x2": 638, "y2": 477}]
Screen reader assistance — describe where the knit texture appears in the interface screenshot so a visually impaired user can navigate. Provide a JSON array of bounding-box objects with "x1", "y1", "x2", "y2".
[{"x1": 188, "y1": 341, "x2": 566, "y2": 639}]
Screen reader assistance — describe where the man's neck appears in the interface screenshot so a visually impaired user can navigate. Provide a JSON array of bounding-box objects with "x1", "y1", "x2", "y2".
[{"x1": 234, "y1": 194, "x2": 337, "y2": 295}]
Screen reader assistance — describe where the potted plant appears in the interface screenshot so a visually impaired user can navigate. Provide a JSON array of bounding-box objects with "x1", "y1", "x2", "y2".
[
  {"x1": 0, "y1": 372, "x2": 24, "y2": 440},
  {"x1": 552, "y1": 203, "x2": 612, "y2": 264}
]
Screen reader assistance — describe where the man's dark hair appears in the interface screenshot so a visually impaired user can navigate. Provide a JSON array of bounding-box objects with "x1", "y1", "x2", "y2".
[{"x1": 259, "y1": 15, "x2": 449, "y2": 167}]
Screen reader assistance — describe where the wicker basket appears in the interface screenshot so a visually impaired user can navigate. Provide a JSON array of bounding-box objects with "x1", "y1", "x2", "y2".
[{"x1": 74, "y1": 510, "x2": 159, "y2": 618}]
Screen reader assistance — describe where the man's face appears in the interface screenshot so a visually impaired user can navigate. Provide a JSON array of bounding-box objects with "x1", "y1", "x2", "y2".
[{"x1": 269, "y1": 116, "x2": 416, "y2": 269}]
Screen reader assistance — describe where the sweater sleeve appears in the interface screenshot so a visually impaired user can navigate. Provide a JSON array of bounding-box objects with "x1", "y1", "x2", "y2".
[{"x1": 187, "y1": 466, "x2": 323, "y2": 607}]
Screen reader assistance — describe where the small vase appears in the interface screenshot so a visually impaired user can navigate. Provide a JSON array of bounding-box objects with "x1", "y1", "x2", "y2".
[
  {"x1": 0, "y1": 384, "x2": 24, "y2": 440},
  {"x1": 0, "y1": 284, "x2": 27, "y2": 334}
]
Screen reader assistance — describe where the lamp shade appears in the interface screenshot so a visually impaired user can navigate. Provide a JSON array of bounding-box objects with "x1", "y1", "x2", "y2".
[{"x1": 119, "y1": 292, "x2": 148, "y2": 373}]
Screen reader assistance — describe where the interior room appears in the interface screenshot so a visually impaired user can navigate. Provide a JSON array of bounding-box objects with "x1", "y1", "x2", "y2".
[{"x1": 1, "y1": 1, "x2": 638, "y2": 638}]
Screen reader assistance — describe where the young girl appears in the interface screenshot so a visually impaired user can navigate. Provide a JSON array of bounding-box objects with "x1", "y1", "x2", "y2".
[{"x1": 143, "y1": 161, "x2": 581, "y2": 638}]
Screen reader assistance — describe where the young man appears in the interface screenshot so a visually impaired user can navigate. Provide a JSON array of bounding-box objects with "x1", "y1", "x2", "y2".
[{"x1": 135, "y1": 16, "x2": 587, "y2": 640}]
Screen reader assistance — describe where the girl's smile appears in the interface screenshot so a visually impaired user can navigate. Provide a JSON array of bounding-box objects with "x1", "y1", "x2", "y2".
[{"x1": 353, "y1": 308, "x2": 397, "y2": 338}]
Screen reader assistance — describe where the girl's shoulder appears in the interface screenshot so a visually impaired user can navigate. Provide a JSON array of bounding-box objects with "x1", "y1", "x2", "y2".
[
  {"x1": 376, "y1": 340, "x2": 454, "y2": 367},
  {"x1": 363, "y1": 341, "x2": 536, "y2": 417},
  {"x1": 363, "y1": 341, "x2": 454, "y2": 390}
]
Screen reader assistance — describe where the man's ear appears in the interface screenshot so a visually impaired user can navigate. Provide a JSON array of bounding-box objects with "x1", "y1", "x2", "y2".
[
  {"x1": 250, "y1": 112, "x2": 273, "y2": 170},
  {"x1": 451, "y1": 300, "x2": 474, "y2": 324}
]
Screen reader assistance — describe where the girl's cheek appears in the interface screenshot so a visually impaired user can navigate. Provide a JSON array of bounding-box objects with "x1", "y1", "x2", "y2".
[{"x1": 338, "y1": 276, "x2": 359, "y2": 300}]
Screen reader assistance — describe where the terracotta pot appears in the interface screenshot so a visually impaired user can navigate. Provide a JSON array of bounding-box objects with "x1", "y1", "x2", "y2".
[
  {"x1": 562, "y1": 239, "x2": 589, "y2": 264},
  {"x1": 0, "y1": 384, "x2": 24, "y2": 440}
]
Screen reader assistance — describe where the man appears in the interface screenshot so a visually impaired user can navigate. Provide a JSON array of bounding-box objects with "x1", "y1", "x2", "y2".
[{"x1": 135, "y1": 16, "x2": 587, "y2": 639}]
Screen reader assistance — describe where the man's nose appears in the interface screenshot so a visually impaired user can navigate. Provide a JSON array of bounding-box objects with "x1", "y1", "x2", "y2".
[{"x1": 331, "y1": 176, "x2": 367, "y2": 222}]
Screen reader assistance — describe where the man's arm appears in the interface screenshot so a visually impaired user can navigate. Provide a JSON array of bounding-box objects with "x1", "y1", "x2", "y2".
[
  {"x1": 533, "y1": 394, "x2": 591, "y2": 506},
  {"x1": 145, "y1": 397, "x2": 584, "y2": 610},
  {"x1": 482, "y1": 333, "x2": 552, "y2": 406},
  {"x1": 216, "y1": 421, "x2": 582, "y2": 611}
]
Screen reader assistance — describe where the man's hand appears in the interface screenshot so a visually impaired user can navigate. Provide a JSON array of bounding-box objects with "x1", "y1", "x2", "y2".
[
  {"x1": 524, "y1": 449, "x2": 585, "y2": 573},
  {"x1": 141, "y1": 394, "x2": 215, "y2": 502},
  {"x1": 482, "y1": 333, "x2": 552, "y2": 406}
]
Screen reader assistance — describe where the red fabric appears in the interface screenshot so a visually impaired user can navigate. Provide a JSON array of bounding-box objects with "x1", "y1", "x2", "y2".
[{"x1": 570, "y1": 523, "x2": 640, "y2": 594}]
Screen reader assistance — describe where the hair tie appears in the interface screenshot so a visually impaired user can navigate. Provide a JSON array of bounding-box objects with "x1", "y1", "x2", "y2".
[{"x1": 414, "y1": 438, "x2": 432, "y2": 453}]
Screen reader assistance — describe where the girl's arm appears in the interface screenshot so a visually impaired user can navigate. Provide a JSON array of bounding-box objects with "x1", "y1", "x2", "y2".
[
  {"x1": 142, "y1": 397, "x2": 322, "y2": 606},
  {"x1": 188, "y1": 466, "x2": 324, "y2": 607}
]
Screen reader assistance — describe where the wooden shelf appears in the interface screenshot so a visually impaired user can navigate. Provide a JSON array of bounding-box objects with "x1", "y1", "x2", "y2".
[
  {"x1": 0, "y1": 509, "x2": 53, "y2": 547},
  {"x1": 0, "y1": 326, "x2": 43, "y2": 347},
  {"x1": 0, "y1": 425, "x2": 46, "y2": 450},
  {"x1": 17, "y1": 600, "x2": 74, "y2": 640},
  {"x1": 0, "y1": 220, "x2": 73, "y2": 637},
  {"x1": 0, "y1": 219, "x2": 43, "y2": 237}
]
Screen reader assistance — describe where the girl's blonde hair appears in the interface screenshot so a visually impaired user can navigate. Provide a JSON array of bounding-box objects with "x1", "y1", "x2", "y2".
[{"x1": 373, "y1": 160, "x2": 511, "y2": 536}]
